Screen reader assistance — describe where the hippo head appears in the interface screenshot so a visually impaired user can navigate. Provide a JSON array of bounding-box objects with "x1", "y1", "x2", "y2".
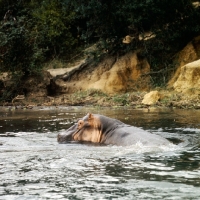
[
  {"x1": 57, "y1": 113, "x2": 102, "y2": 144},
  {"x1": 57, "y1": 113, "x2": 171, "y2": 146}
]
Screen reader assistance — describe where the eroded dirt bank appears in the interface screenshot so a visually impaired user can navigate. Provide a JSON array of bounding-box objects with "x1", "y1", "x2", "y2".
[{"x1": 1, "y1": 36, "x2": 200, "y2": 109}]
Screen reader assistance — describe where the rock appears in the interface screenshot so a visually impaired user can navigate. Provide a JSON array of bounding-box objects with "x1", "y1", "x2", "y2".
[
  {"x1": 142, "y1": 91, "x2": 160, "y2": 105},
  {"x1": 168, "y1": 36, "x2": 200, "y2": 87},
  {"x1": 47, "y1": 59, "x2": 86, "y2": 78},
  {"x1": 0, "y1": 72, "x2": 9, "y2": 82},
  {"x1": 122, "y1": 35, "x2": 135, "y2": 44},
  {"x1": 0, "y1": 72, "x2": 12, "y2": 88},
  {"x1": 50, "y1": 51, "x2": 151, "y2": 94},
  {"x1": 122, "y1": 32, "x2": 156, "y2": 44},
  {"x1": 173, "y1": 59, "x2": 200, "y2": 93},
  {"x1": 193, "y1": 2, "x2": 200, "y2": 8},
  {"x1": 47, "y1": 68, "x2": 75, "y2": 77},
  {"x1": 138, "y1": 31, "x2": 156, "y2": 41}
]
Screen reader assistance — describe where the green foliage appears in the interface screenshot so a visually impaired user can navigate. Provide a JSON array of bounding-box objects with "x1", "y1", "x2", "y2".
[
  {"x1": 0, "y1": 17, "x2": 44, "y2": 74},
  {"x1": 112, "y1": 94, "x2": 129, "y2": 106},
  {"x1": 1, "y1": 0, "x2": 200, "y2": 101},
  {"x1": 1, "y1": 0, "x2": 200, "y2": 75},
  {"x1": 31, "y1": 0, "x2": 77, "y2": 57},
  {"x1": 69, "y1": 0, "x2": 200, "y2": 60},
  {"x1": 0, "y1": 71, "x2": 24, "y2": 102},
  {"x1": 0, "y1": 0, "x2": 78, "y2": 75},
  {"x1": 0, "y1": 0, "x2": 45, "y2": 75},
  {"x1": 0, "y1": 0, "x2": 80, "y2": 101}
]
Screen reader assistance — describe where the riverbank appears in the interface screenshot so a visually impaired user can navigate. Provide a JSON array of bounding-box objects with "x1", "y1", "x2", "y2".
[
  {"x1": 1, "y1": 89, "x2": 200, "y2": 110},
  {"x1": 1, "y1": 36, "x2": 200, "y2": 110}
]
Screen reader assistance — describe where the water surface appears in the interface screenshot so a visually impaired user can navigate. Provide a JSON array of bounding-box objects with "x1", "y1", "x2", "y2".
[{"x1": 0, "y1": 106, "x2": 200, "y2": 199}]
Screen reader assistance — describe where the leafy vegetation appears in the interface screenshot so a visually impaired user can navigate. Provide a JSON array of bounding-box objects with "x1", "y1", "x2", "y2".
[{"x1": 0, "y1": 0, "x2": 200, "y2": 101}]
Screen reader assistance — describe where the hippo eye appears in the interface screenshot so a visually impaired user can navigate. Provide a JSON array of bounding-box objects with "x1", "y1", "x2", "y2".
[
  {"x1": 77, "y1": 120, "x2": 84, "y2": 129},
  {"x1": 78, "y1": 121, "x2": 82, "y2": 125}
]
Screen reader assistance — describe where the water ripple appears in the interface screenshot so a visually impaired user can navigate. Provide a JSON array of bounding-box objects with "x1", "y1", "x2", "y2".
[{"x1": 0, "y1": 108, "x2": 200, "y2": 199}]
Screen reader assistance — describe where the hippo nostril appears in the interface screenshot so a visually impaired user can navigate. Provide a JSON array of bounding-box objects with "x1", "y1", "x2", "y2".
[{"x1": 57, "y1": 132, "x2": 74, "y2": 143}]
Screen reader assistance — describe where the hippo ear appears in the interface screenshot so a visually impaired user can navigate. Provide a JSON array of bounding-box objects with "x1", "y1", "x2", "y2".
[{"x1": 88, "y1": 113, "x2": 94, "y2": 120}]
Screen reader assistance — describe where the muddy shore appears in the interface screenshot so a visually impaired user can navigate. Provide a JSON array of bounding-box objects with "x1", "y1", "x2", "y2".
[{"x1": 1, "y1": 89, "x2": 200, "y2": 110}]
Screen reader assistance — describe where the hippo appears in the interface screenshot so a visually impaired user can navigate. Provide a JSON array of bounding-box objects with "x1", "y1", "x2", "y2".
[{"x1": 57, "y1": 113, "x2": 171, "y2": 146}]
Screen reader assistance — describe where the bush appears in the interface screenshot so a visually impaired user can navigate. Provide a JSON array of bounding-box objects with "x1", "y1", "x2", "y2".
[
  {"x1": 1, "y1": 0, "x2": 200, "y2": 101},
  {"x1": 30, "y1": 0, "x2": 77, "y2": 57},
  {"x1": 0, "y1": 1, "x2": 44, "y2": 75},
  {"x1": 0, "y1": 0, "x2": 78, "y2": 76}
]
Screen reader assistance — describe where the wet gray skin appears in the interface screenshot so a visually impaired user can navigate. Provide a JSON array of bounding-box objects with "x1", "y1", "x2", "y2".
[
  {"x1": 57, "y1": 113, "x2": 171, "y2": 146},
  {"x1": 57, "y1": 123, "x2": 76, "y2": 143}
]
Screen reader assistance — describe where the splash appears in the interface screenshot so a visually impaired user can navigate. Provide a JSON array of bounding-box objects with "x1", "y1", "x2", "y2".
[{"x1": 115, "y1": 141, "x2": 180, "y2": 156}]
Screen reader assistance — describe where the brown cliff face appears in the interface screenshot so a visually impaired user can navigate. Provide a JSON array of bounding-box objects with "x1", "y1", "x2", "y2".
[
  {"x1": 172, "y1": 59, "x2": 200, "y2": 94},
  {"x1": 50, "y1": 52, "x2": 151, "y2": 95},
  {"x1": 168, "y1": 36, "x2": 200, "y2": 88},
  {"x1": 168, "y1": 36, "x2": 200, "y2": 95},
  {"x1": 23, "y1": 36, "x2": 200, "y2": 99}
]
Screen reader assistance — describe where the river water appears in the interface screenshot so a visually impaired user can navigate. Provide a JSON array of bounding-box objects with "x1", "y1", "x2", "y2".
[{"x1": 0, "y1": 106, "x2": 200, "y2": 200}]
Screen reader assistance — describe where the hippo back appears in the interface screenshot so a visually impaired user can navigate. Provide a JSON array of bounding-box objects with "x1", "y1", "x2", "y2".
[{"x1": 102, "y1": 125, "x2": 170, "y2": 146}]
